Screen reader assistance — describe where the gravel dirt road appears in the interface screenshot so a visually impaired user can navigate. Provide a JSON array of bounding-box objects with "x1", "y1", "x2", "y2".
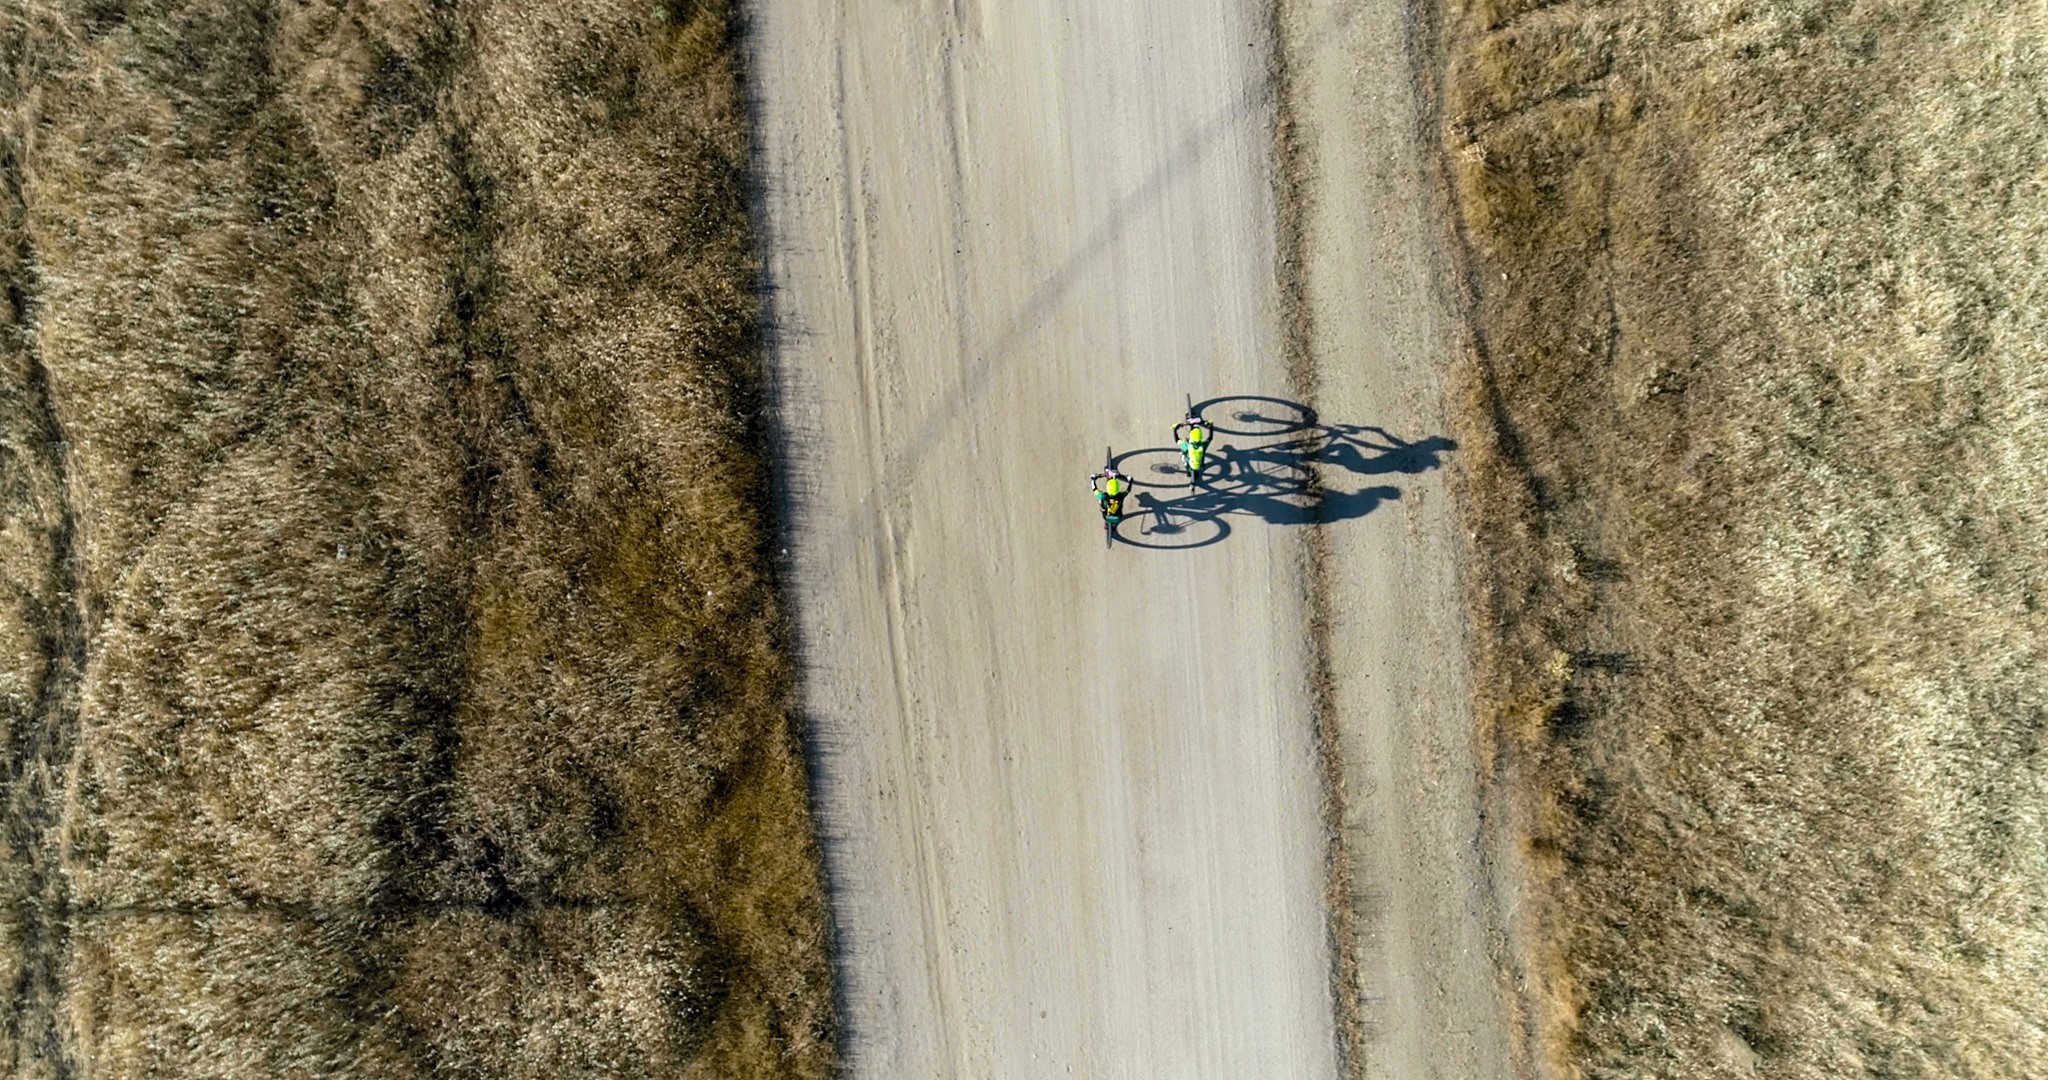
[
  {"x1": 752, "y1": 0, "x2": 1516, "y2": 1075},
  {"x1": 1282, "y1": 1, "x2": 1525, "y2": 1075}
]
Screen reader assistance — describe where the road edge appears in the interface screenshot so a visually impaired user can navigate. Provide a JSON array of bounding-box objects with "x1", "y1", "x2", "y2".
[
  {"x1": 1276, "y1": 0, "x2": 1538, "y2": 1075},
  {"x1": 735, "y1": 5, "x2": 856, "y2": 1070},
  {"x1": 1406, "y1": 0, "x2": 1552, "y2": 1070},
  {"x1": 1267, "y1": 4, "x2": 1372, "y2": 1077}
]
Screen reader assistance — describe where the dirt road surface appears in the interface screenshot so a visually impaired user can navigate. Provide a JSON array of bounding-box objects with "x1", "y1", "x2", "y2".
[
  {"x1": 1282, "y1": 0, "x2": 1526, "y2": 1075},
  {"x1": 752, "y1": 0, "x2": 1516, "y2": 1075}
]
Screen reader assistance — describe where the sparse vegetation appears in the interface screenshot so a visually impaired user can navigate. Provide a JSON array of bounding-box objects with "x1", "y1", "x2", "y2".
[
  {"x1": 0, "y1": 0, "x2": 834, "y2": 1075},
  {"x1": 1438, "y1": 0, "x2": 2048, "y2": 1074}
]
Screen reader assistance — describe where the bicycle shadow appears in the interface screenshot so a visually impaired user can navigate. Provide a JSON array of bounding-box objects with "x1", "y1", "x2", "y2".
[{"x1": 1107, "y1": 396, "x2": 1452, "y2": 550}]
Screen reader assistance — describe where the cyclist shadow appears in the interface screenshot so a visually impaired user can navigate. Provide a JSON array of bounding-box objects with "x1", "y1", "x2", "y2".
[
  {"x1": 1204, "y1": 446, "x2": 1404, "y2": 525},
  {"x1": 1316, "y1": 426, "x2": 1458, "y2": 478}
]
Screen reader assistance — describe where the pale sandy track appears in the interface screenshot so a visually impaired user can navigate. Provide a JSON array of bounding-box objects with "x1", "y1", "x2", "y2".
[
  {"x1": 1282, "y1": 0, "x2": 1525, "y2": 1075},
  {"x1": 751, "y1": 0, "x2": 1515, "y2": 1076}
]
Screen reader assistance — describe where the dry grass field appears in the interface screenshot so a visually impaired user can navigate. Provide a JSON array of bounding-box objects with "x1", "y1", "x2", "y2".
[
  {"x1": 1438, "y1": 0, "x2": 2048, "y2": 1075},
  {"x1": 0, "y1": 0, "x2": 833, "y2": 1076}
]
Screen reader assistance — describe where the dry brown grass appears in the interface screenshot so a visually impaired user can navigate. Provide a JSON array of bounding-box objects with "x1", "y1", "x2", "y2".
[
  {"x1": 1437, "y1": 0, "x2": 2048, "y2": 1075},
  {"x1": 0, "y1": 0, "x2": 834, "y2": 1075}
]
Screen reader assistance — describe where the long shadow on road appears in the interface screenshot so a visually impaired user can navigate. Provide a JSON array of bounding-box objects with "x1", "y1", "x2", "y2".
[{"x1": 1109, "y1": 396, "x2": 1454, "y2": 550}]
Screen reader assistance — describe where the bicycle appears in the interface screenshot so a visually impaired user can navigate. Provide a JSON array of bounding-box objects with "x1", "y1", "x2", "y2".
[{"x1": 1088, "y1": 451, "x2": 1132, "y2": 548}]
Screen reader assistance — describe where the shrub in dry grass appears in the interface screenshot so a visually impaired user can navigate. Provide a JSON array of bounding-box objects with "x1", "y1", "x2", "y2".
[
  {"x1": 0, "y1": 0, "x2": 833, "y2": 1075},
  {"x1": 1439, "y1": 0, "x2": 2048, "y2": 1075}
]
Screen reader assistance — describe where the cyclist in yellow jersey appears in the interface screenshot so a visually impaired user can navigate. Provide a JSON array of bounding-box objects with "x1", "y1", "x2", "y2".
[
  {"x1": 1174, "y1": 412, "x2": 1213, "y2": 478},
  {"x1": 1088, "y1": 468, "x2": 1132, "y2": 521}
]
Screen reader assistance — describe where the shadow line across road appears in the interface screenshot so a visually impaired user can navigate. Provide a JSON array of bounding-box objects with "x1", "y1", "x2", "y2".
[{"x1": 1108, "y1": 395, "x2": 1456, "y2": 550}]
